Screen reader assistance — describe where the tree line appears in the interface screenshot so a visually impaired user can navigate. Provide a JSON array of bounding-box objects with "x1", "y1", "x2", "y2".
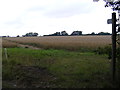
[
  {"x1": 43, "y1": 31, "x2": 111, "y2": 36},
  {"x1": 44, "y1": 31, "x2": 82, "y2": 36},
  {"x1": 1, "y1": 31, "x2": 112, "y2": 37}
]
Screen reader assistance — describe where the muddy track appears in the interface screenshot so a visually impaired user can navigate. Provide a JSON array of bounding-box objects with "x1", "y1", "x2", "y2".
[
  {"x1": 3, "y1": 65, "x2": 58, "y2": 88},
  {"x1": 3, "y1": 38, "x2": 42, "y2": 50},
  {"x1": 17, "y1": 44, "x2": 41, "y2": 50}
]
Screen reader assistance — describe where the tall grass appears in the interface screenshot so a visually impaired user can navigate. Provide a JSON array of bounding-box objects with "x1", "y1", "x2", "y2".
[{"x1": 2, "y1": 48, "x2": 114, "y2": 88}]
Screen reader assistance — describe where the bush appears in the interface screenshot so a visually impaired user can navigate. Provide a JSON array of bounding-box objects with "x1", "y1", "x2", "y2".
[
  {"x1": 95, "y1": 46, "x2": 111, "y2": 55},
  {"x1": 95, "y1": 46, "x2": 120, "y2": 87}
]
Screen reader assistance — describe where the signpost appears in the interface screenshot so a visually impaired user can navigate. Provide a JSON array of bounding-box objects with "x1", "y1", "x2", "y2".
[
  {"x1": 112, "y1": 13, "x2": 116, "y2": 81},
  {"x1": 107, "y1": 19, "x2": 112, "y2": 24},
  {"x1": 93, "y1": 0, "x2": 120, "y2": 81}
]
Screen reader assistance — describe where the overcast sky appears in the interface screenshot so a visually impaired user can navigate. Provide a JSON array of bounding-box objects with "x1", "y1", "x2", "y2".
[{"x1": 0, "y1": 0, "x2": 114, "y2": 36}]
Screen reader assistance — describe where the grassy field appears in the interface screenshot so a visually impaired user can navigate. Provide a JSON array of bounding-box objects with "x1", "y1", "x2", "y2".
[
  {"x1": 2, "y1": 36, "x2": 120, "y2": 88},
  {"x1": 2, "y1": 47, "x2": 116, "y2": 88}
]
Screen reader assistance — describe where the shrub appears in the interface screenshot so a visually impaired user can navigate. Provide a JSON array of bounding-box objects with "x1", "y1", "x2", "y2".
[{"x1": 95, "y1": 46, "x2": 111, "y2": 55}]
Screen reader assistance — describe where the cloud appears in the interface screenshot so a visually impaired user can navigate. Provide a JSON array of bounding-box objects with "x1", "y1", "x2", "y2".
[
  {"x1": 0, "y1": 0, "x2": 113, "y2": 36},
  {"x1": 27, "y1": 6, "x2": 45, "y2": 12},
  {"x1": 44, "y1": 1, "x2": 95, "y2": 18},
  {"x1": 4, "y1": 18, "x2": 24, "y2": 29}
]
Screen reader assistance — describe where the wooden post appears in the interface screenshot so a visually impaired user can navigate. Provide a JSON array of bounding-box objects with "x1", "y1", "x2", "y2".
[
  {"x1": 4, "y1": 48, "x2": 8, "y2": 60},
  {"x1": 0, "y1": 41, "x2": 2, "y2": 90},
  {"x1": 112, "y1": 12, "x2": 116, "y2": 81}
]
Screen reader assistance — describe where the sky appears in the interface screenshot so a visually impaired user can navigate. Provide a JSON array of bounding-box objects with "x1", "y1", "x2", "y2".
[{"x1": 0, "y1": 0, "x2": 114, "y2": 36}]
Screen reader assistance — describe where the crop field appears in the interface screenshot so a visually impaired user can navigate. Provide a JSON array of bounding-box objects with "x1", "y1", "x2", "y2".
[
  {"x1": 2, "y1": 35, "x2": 120, "y2": 88},
  {"x1": 3, "y1": 35, "x2": 112, "y2": 51},
  {"x1": 2, "y1": 39, "x2": 18, "y2": 48}
]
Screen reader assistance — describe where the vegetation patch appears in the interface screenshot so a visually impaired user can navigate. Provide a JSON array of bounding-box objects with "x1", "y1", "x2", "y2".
[{"x1": 2, "y1": 48, "x2": 117, "y2": 88}]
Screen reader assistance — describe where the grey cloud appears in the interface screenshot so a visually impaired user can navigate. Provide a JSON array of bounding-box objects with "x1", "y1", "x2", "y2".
[
  {"x1": 5, "y1": 18, "x2": 24, "y2": 29},
  {"x1": 44, "y1": 2, "x2": 94, "y2": 18},
  {"x1": 27, "y1": 6, "x2": 45, "y2": 12}
]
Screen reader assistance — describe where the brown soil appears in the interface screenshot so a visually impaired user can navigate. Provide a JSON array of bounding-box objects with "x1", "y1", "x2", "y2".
[
  {"x1": 17, "y1": 44, "x2": 41, "y2": 50},
  {"x1": 3, "y1": 65, "x2": 57, "y2": 88}
]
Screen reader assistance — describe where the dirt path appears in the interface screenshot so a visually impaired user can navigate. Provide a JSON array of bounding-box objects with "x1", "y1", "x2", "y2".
[
  {"x1": 3, "y1": 38, "x2": 42, "y2": 50},
  {"x1": 17, "y1": 44, "x2": 41, "y2": 50},
  {"x1": 3, "y1": 65, "x2": 58, "y2": 88}
]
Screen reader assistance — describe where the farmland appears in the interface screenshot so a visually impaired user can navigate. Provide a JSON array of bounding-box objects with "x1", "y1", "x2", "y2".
[
  {"x1": 2, "y1": 39, "x2": 18, "y2": 48},
  {"x1": 2, "y1": 35, "x2": 120, "y2": 88},
  {"x1": 3, "y1": 35, "x2": 111, "y2": 50}
]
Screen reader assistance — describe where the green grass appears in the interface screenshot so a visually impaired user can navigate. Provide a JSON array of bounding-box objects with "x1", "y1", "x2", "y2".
[{"x1": 2, "y1": 48, "x2": 115, "y2": 88}]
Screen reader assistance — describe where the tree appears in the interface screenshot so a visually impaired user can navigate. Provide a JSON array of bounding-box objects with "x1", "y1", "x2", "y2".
[
  {"x1": 17, "y1": 35, "x2": 20, "y2": 37},
  {"x1": 33, "y1": 32, "x2": 38, "y2": 36},
  {"x1": 71, "y1": 31, "x2": 82, "y2": 36},
  {"x1": 91, "y1": 32, "x2": 95, "y2": 35},
  {"x1": 97, "y1": 32, "x2": 111, "y2": 35},
  {"x1": 23, "y1": 32, "x2": 39, "y2": 37},
  {"x1": 61, "y1": 31, "x2": 68, "y2": 36}
]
